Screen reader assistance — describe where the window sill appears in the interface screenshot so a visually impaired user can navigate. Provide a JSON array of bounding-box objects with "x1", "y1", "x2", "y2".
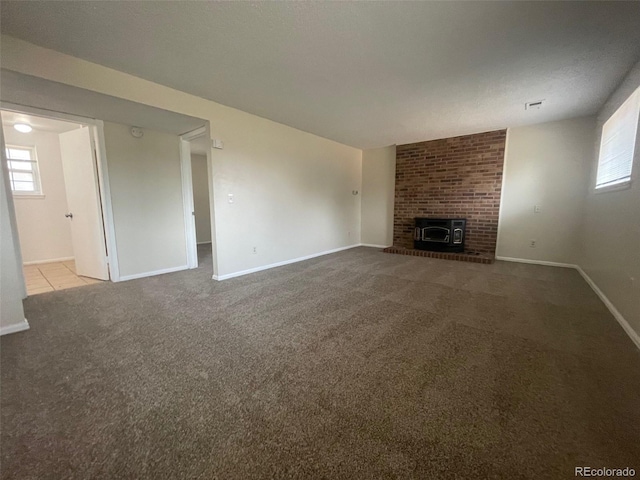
[
  {"x1": 13, "y1": 194, "x2": 45, "y2": 199},
  {"x1": 593, "y1": 180, "x2": 632, "y2": 195}
]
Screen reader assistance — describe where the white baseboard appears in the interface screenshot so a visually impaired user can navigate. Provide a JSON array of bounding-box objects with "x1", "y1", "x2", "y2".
[
  {"x1": 360, "y1": 243, "x2": 391, "y2": 249},
  {"x1": 495, "y1": 256, "x2": 577, "y2": 269},
  {"x1": 119, "y1": 265, "x2": 189, "y2": 282},
  {"x1": 0, "y1": 319, "x2": 30, "y2": 336},
  {"x1": 495, "y1": 255, "x2": 639, "y2": 351},
  {"x1": 575, "y1": 266, "x2": 640, "y2": 351},
  {"x1": 23, "y1": 256, "x2": 74, "y2": 266},
  {"x1": 213, "y1": 244, "x2": 360, "y2": 281}
]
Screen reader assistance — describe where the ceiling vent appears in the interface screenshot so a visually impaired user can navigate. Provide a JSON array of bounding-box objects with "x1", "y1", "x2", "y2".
[{"x1": 525, "y1": 100, "x2": 544, "y2": 110}]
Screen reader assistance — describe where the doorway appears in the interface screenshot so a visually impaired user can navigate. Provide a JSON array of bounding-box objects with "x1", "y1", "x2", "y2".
[
  {"x1": 180, "y1": 127, "x2": 214, "y2": 270},
  {"x1": 1, "y1": 108, "x2": 113, "y2": 294}
]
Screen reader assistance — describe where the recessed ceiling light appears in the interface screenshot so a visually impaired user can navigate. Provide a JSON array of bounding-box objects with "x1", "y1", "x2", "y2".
[{"x1": 14, "y1": 123, "x2": 32, "y2": 133}]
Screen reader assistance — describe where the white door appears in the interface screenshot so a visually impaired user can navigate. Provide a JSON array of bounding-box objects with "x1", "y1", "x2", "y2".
[{"x1": 59, "y1": 127, "x2": 109, "y2": 280}]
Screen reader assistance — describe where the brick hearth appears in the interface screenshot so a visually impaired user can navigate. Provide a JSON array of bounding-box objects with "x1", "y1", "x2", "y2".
[{"x1": 383, "y1": 246, "x2": 494, "y2": 264}]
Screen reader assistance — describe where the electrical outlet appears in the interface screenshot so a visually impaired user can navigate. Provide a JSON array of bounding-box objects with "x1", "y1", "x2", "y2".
[
  {"x1": 530, "y1": 239, "x2": 537, "y2": 248},
  {"x1": 228, "y1": 193, "x2": 234, "y2": 204},
  {"x1": 253, "y1": 246, "x2": 257, "y2": 254}
]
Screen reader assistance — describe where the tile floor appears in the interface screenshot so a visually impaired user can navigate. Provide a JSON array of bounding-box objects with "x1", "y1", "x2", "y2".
[{"x1": 23, "y1": 260, "x2": 102, "y2": 295}]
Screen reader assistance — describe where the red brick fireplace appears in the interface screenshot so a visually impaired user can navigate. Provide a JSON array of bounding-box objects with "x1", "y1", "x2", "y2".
[{"x1": 393, "y1": 130, "x2": 506, "y2": 257}]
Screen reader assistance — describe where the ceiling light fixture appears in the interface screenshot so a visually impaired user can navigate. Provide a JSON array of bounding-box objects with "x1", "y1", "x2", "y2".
[{"x1": 14, "y1": 123, "x2": 32, "y2": 133}]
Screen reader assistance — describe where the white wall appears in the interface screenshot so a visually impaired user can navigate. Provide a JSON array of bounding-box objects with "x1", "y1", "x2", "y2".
[
  {"x1": 191, "y1": 154, "x2": 211, "y2": 244},
  {"x1": 212, "y1": 131, "x2": 361, "y2": 275},
  {"x1": 103, "y1": 122, "x2": 187, "y2": 278},
  {"x1": 1, "y1": 36, "x2": 363, "y2": 278},
  {"x1": 580, "y1": 61, "x2": 640, "y2": 336},
  {"x1": 361, "y1": 146, "x2": 396, "y2": 247},
  {"x1": 1, "y1": 127, "x2": 28, "y2": 335},
  {"x1": 497, "y1": 117, "x2": 596, "y2": 264},
  {"x1": 3, "y1": 126, "x2": 74, "y2": 263}
]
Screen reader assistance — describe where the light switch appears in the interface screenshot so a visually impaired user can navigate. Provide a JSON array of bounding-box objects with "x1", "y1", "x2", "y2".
[
  {"x1": 534, "y1": 205, "x2": 541, "y2": 213},
  {"x1": 228, "y1": 194, "x2": 234, "y2": 204},
  {"x1": 212, "y1": 139, "x2": 224, "y2": 150}
]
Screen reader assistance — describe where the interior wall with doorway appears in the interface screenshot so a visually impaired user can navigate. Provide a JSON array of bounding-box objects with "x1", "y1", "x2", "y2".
[
  {"x1": 102, "y1": 121, "x2": 188, "y2": 279},
  {"x1": 1, "y1": 38, "x2": 361, "y2": 280},
  {"x1": 0, "y1": 74, "x2": 213, "y2": 283},
  {"x1": 1, "y1": 111, "x2": 77, "y2": 264}
]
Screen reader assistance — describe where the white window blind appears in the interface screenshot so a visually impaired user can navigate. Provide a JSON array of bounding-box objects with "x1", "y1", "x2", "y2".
[
  {"x1": 595, "y1": 86, "x2": 640, "y2": 189},
  {"x1": 5, "y1": 145, "x2": 42, "y2": 195}
]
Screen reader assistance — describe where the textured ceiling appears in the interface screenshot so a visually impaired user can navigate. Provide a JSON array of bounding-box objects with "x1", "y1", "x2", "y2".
[{"x1": 2, "y1": 1, "x2": 640, "y2": 148}]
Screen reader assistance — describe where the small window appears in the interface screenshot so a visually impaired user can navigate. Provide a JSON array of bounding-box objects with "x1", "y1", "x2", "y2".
[
  {"x1": 595, "y1": 86, "x2": 640, "y2": 190},
  {"x1": 5, "y1": 145, "x2": 42, "y2": 195}
]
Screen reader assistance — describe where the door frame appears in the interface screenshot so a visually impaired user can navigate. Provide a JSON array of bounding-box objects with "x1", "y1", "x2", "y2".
[
  {"x1": 1, "y1": 102, "x2": 121, "y2": 283},
  {"x1": 179, "y1": 125, "x2": 212, "y2": 270}
]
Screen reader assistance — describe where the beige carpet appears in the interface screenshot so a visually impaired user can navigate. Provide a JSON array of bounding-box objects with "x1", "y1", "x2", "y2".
[{"x1": 1, "y1": 246, "x2": 639, "y2": 479}]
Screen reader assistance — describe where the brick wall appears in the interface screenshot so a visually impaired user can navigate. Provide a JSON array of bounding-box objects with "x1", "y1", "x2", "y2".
[{"x1": 394, "y1": 130, "x2": 506, "y2": 255}]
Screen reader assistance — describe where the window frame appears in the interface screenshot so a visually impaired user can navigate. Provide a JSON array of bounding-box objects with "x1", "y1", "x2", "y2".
[
  {"x1": 594, "y1": 86, "x2": 640, "y2": 194},
  {"x1": 5, "y1": 144, "x2": 43, "y2": 197}
]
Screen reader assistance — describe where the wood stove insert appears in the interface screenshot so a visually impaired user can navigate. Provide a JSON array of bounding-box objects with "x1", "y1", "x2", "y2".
[{"x1": 414, "y1": 218, "x2": 466, "y2": 253}]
